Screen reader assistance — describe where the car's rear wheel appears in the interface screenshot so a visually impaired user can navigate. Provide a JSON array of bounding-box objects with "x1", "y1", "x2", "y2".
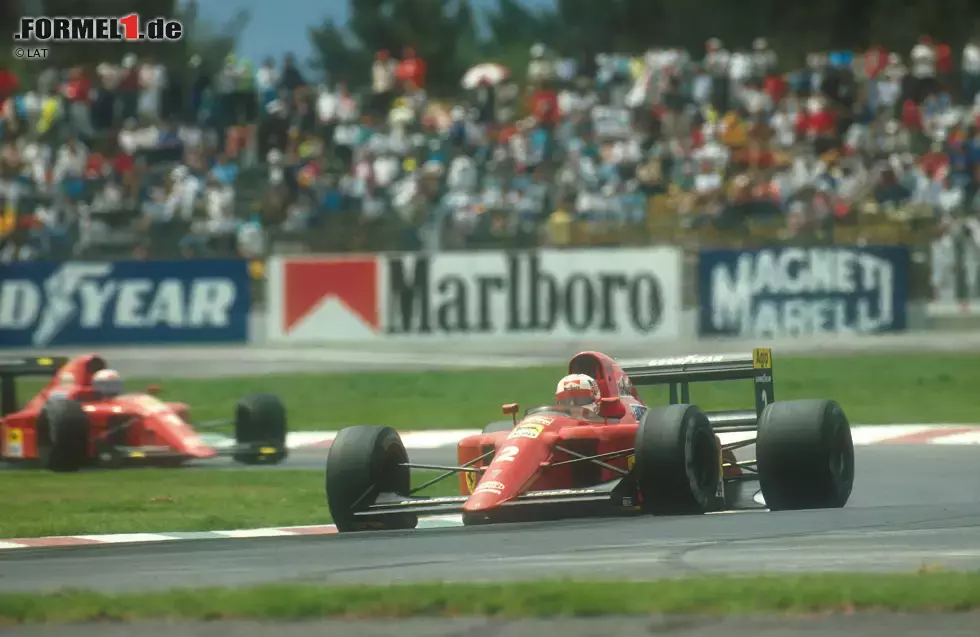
[
  {"x1": 233, "y1": 394, "x2": 288, "y2": 465},
  {"x1": 37, "y1": 398, "x2": 89, "y2": 472},
  {"x1": 756, "y1": 399, "x2": 854, "y2": 510},
  {"x1": 325, "y1": 425, "x2": 418, "y2": 532},
  {"x1": 633, "y1": 404, "x2": 721, "y2": 515}
]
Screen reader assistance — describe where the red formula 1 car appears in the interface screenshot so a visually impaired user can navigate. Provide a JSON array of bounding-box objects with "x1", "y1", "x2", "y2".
[
  {"x1": 325, "y1": 347, "x2": 855, "y2": 531},
  {"x1": 0, "y1": 355, "x2": 288, "y2": 471}
]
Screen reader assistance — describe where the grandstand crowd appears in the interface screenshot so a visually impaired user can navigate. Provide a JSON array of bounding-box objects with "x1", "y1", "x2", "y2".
[{"x1": 1, "y1": 36, "x2": 980, "y2": 299}]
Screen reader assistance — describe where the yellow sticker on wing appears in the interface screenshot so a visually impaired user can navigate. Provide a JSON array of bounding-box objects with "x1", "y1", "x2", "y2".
[
  {"x1": 507, "y1": 424, "x2": 544, "y2": 440},
  {"x1": 465, "y1": 470, "x2": 478, "y2": 493}
]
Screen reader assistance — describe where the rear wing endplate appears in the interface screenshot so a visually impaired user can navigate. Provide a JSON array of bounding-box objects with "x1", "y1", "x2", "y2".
[
  {"x1": 0, "y1": 356, "x2": 68, "y2": 417},
  {"x1": 618, "y1": 348, "x2": 773, "y2": 421}
]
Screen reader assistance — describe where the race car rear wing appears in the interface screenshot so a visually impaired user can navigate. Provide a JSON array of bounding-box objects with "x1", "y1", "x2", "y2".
[
  {"x1": 0, "y1": 356, "x2": 69, "y2": 417},
  {"x1": 618, "y1": 348, "x2": 773, "y2": 432}
]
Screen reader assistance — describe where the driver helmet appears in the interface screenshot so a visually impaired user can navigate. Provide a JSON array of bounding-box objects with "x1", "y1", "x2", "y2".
[
  {"x1": 555, "y1": 374, "x2": 601, "y2": 415},
  {"x1": 92, "y1": 369, "x2": 123, "y2": 397}
]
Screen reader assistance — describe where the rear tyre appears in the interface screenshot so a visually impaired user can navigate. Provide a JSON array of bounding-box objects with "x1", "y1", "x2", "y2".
[
  {"x1": 481, "y1": 420, "x2": 514, "y2": 434},
  {"x1": 756, "y1": 399, "x2": 854, "y2": 511},
  {"x1": 633, "y1": 404, "x2": 721, "y2": 515},
  {"x1": 37, "y1": 398, "x2": 89, "y2": 472},
  {"x1": 325, "y1": 425, "x2": 418, "y2": 532},
  {"x1": 232, "y1": 394, "x2": 288, "y2": 465}
]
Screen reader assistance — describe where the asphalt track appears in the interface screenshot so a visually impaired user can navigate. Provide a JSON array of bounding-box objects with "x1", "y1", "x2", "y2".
[
  {"x1": 2, "y1": 445, "x2": 978, "y2": 594},
  {"x1": 7, "y1": 330, "x2": 980, "y2": 377},
  {"x1": 5, "y1": 615, "x2": 980, "y2": 637},
  {"x1": 3, "y1": 332, "x2": 978, "y2": 635}
]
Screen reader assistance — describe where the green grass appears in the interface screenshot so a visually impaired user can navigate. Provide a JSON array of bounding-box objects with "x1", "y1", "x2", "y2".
[
  {"x1": 0, "y1": 470, "x2": 457, "y2": 538},
  {"x1": 2, "y1": 573, "x2": 980, "y2": 623},
  {"x1": 18, "y1": 354, "x2": 980, "y2": 431}
]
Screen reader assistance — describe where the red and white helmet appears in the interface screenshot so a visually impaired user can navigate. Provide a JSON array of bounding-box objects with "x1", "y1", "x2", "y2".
[
  {"x1": 555, "y1": 374, "x2": 601, "y2": 415},
  {"x1": 92, "y1": 369, "x2": 123, "y2": 397}
]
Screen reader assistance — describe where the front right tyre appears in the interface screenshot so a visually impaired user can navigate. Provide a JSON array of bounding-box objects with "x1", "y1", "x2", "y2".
[
  {"x1": 325, "y1": 425, "x2": 418, "y2": 532},
  {"x1": 37, "y1": 398, "x2": 89, "y2": 472}
]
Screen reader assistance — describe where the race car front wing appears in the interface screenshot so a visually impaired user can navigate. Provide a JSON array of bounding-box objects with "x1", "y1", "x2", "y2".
[{"x1": 352, "y1": 476, "x2": 638, "y2": 519}]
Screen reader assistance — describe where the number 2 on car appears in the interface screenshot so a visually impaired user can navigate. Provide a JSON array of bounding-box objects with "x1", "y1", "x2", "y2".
[{"x1": 496, "y1": 446, "x2": 519, "y2": 462}]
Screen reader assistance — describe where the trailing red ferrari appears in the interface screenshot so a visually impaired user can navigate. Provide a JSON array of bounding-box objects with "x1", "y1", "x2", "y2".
[
  {"x1": 325, "y1": 347, "x2": 854, "y2": 531},
  {"x1": 0, "y1": 355, "x2": 288, "y2": 471}
]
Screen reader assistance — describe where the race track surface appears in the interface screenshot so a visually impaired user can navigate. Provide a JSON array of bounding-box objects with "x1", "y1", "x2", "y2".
[
  {"x1": 7, "y1": 330, "x2": 980, "y2": 377},
  {"x1": 5, "y1": 615, "x2": 980, "y2": 637},
  {"x1": 2, "y1": 446, "x2": 977, "y2": 593},
  {"x1": 4, "y1": 333, "x2": 978, "y2": 634}
]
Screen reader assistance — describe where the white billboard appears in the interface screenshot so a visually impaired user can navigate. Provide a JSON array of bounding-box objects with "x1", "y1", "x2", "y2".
[{"x1": 266, "y1": 248, "x2": 683, "y2": 343}]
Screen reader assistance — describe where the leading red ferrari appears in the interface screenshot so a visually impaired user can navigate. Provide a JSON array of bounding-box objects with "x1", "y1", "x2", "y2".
[{"x1": 325, "y1": 347, "x2": 855, "y2": 531}]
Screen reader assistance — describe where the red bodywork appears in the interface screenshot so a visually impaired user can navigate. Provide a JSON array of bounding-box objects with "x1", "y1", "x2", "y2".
[
  {"x1": 455, "y1": 351, "x2": 740, "y2": 513},
  {"x1": 0, "y1": 354, "x2": 217, "y2": 464}
]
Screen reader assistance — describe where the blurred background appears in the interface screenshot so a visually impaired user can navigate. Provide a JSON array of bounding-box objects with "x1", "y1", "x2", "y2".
[{"x1": 1, "y1": 0, "x2": 980, "y2": 325}]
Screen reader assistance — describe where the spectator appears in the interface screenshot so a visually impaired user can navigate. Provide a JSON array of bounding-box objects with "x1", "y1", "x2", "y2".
[
  {"x1": 371, "y1": 50, "x2": 397, "y2": 117},
  {"x1": 910, "y1": 35, "x2": 937, "y2": 100},
  {"x1": 963, "y1": 37, "x2": 980, "y2": 104}
]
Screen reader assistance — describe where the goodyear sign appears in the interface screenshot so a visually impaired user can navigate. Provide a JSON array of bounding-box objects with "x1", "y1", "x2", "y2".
[{"x1": 0, "y1": 260, "x2": 251, "y2": 347}]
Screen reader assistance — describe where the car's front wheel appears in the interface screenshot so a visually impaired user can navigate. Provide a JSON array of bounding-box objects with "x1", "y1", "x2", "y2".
[
  {"x1": 325, "y1": 425, "x2": 418, "y2": 532},
  {"x1": 37, "y1": 398, "x2": 89, "y2": 472}
]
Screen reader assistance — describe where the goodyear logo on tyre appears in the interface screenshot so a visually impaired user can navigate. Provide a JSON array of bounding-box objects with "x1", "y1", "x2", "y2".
[{"x1": 508, "y1": 424, "x2": 544, "y2": 439}]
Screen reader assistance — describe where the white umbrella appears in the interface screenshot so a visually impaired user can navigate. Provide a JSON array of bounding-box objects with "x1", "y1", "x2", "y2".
[{"x1": 462, "y1": 63, "x2": 509, "y2": 89}]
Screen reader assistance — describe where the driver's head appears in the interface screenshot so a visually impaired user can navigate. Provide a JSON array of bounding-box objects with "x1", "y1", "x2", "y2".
[
  {"x1": 555, "y1": 374, "x2": 601, "y2": 416},
  {"x1": 92, "y1": 369, "x2": 123, "y2": 397}
]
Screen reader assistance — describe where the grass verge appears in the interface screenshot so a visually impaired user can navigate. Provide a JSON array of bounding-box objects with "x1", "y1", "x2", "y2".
[
  {"x1": 0, "y1": 470, "x2": 456, "y2": 538},
  {"x1": 2, "y1": 573, "x2": 980, "y2": 623},
  {"x1": 19, "y1": 354, "x2": 980, "y2": 431}
]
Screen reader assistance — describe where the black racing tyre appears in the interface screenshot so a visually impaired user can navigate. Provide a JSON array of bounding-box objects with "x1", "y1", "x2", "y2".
[
  {"x1": 482, "y1": 420, "x2": 515, "y2": 434},
  {"x1": 37, "y1": 398, "x2": 89, "y2": 472},
  {"x1": 633, "y1": 404, "x2": 721, "y2": 515},
  {"x1": 325, "y1": 425, "x2": 418, "y2": 532},
  {"x1": 756, "y1": 399, "x2": 854, "y2": 511},
  {"x1": 233, "y1": 394, "x2": 288, "y2": 465}
]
